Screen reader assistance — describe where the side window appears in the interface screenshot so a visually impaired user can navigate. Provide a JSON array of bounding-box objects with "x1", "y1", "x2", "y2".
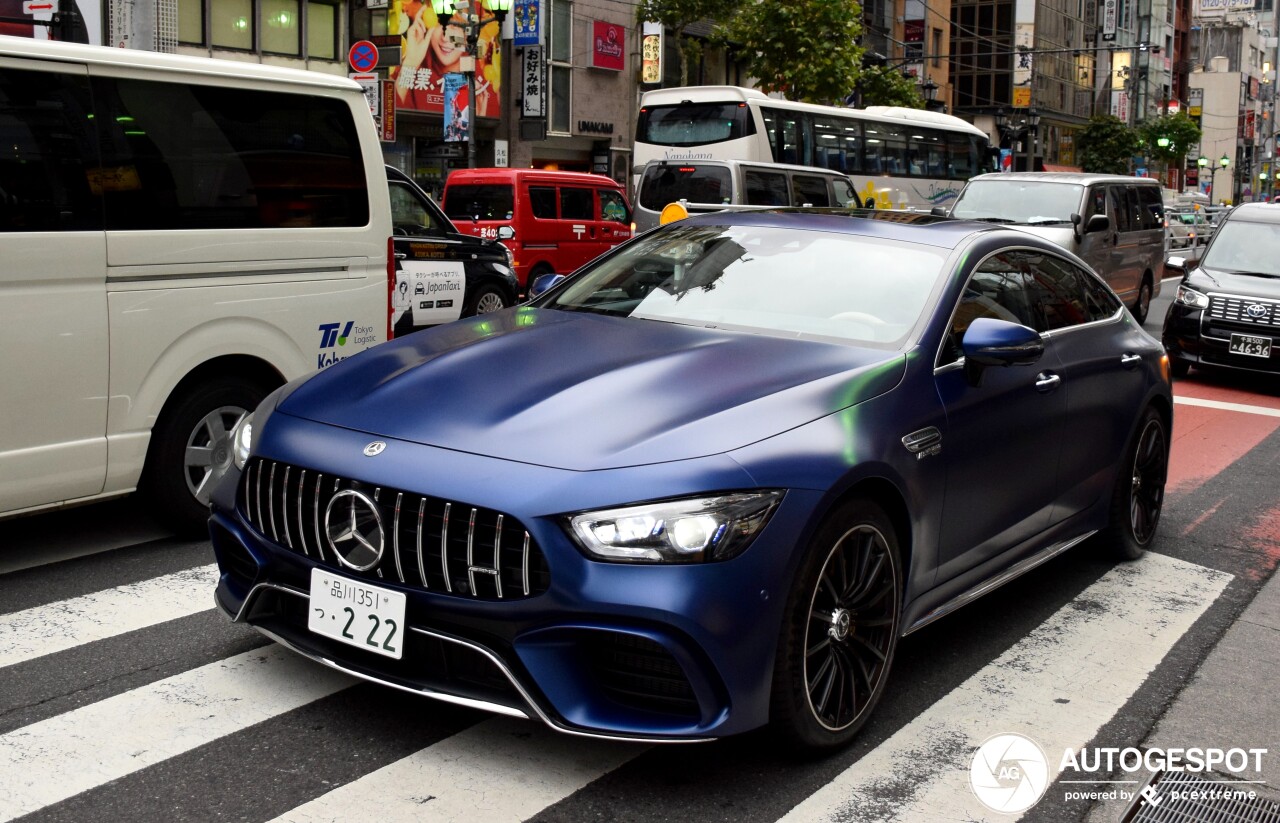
[
  {"x1": 529, "y1": 186, "x2": 557, "y2": 218},
  {"x1": 0, "y1": 67, "x2": 101, "y2": 232},
  {"x1": 744, "y1": 170, "x2": 788, "y2": 205},
  {"x1": 389, "y1": 181, "x2": 444, "y2": 237},
  {"x1": 1108, "y1": 186, "x2": 1134, "y2": 233},
  {"x1": 791, "y1": 175, "x2": 832, "y2": 207},
  {"x1": 1021, "y1": 252, "x2": 1092, "y2": 331},
  {"x1": 813, "y1": 114, "x2": 861, "y2": 173},
  {"x1": 94, "y1": 77, "x2": 368, "y2": 230},
  {"x1": 942, "y1": 252, "x2": 1037, "y2": 365},
  {"x1": 599, "y1": 189, "x2": 629, "y2": 223},
  {"x1": 832, "y1": 177, "x2": 859, "y2": 207},
  {"x1": 1077, "y1": 268, "x2": 1124, "y2": 320},
  {"x1": 1136, "y1": 185, "x2": 1163, "y2": 229},
  {"x1": 560, "y1": 187, "x2": 593, "y2": 220},
  {"x1": 1085, "y1": 187, "x2": 1107, "y2": 220}
]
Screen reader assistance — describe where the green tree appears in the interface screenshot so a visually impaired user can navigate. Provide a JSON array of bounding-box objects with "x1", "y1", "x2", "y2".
[
  {"x1": 1138, "y1": 112, "x2": 1202, "y2": 165},
  {"x1": 634, "y1": 0, "x2": 740, "y2": 86},
  {"x1": 1077, "y1": 115, "x2": 1142, "y2": 175},
  {"x1": 858, "y1": 65, "x2": 925, "y2": 108},
  {"x1": 721, "y1": 0, "x2": 863, "y2": 105}
]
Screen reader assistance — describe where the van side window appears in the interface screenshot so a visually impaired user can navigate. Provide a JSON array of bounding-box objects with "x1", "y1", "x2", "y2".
[
  {"x1": 1135, "y1": 185, "x2": 1163, "y2": 229},
  {"x1": 744, "y1": 170, "x2": 788, "y2": 206},
  {"x1": 92, "y1": 78, "x2": 369, "y2": 230},
  {"x1": 0, "y1": 68, "x2": 101, "y2": 232},
  {"x1": 1108, "y1": 186, "x2": 1134, "y2": 233},
  {"x1": 529, "y1": 186, "x2": 557, "y2": 218},
  {"x1": 600, "y1": 189, "x2": 629, "y2": 223},
  {"x1": 1085, "y1": 187, "x2": 1107, "y2": 219},
  {"x1": 443, "y1": 183, "x2": 513, "y2": 220},
  {"x1": 792, "y1": 175, "x2": 832, "y2": 207},
  {"x1": 560, "y1": 187, "x2": 593, "y2": 220}
]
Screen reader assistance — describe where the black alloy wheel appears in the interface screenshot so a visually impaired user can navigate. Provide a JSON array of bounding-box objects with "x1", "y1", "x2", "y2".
[
  {"x1": 1100, "y1": 406, "x2": 1168, "y2": 560},
  {"x1": 772, "y1": 499, "x2": 902, "y2": 750}
]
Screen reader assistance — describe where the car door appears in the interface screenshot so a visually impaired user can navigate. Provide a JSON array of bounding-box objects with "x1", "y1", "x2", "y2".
[
  {"x1": 0, "y1": 60, "x2": 109, "y2": 513},
  {"x1": 933, "y1": 250, "x2": 1068, "y2": 583},
  {"x1": 389, "y1": 175, "x2": 470, "y2": 333},
  {"x1": 1025, "y1": 253, "x2": 1152, "y2": 521}
]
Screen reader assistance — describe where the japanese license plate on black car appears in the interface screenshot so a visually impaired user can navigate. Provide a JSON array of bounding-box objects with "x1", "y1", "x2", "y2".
[
  {"x1": 1229, "y1": 333, "x2": 1272, "y2": 358},
  {"x1": 308, "y1": 568, "x2": 406, "y2": 659}
]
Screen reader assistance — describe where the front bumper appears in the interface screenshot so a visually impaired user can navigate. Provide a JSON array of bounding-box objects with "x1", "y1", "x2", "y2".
[
  {"x1": 208, "y1": 419, "x2": 821, "y2": 742},
  {"x1": 1163, "y1": 302, "x2": 1280, "y2": 374}
]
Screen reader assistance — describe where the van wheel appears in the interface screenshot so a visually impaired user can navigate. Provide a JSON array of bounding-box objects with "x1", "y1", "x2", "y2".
[
  {"x1": 143, "y1": 376, "x2": 269, "y2": 536},
  {"x1": 1132, "y1": 278, "x2": 1153, "y2": 325},
  {"x1": 771, "y1": 498, "x2": 902, "y2": 751},
  {"x1": 467, "y1": 284, "x2": 510, "y2": 316}
]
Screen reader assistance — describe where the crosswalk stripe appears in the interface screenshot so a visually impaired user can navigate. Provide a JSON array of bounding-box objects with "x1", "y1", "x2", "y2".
[
  {"x1": 269, "y1": 716, "x2": 649, "y2": 823},
  {"x1": 0, "y1": 644, "x2": 356, "y2": 822},
  {"x1": 0, "y1": 564, "x2": 219, "y2": 670},
  {"x1": 778, "y1": 552, "x2": 1233, "y2": 823}
]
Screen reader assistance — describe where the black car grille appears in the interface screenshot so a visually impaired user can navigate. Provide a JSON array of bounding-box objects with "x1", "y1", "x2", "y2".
[
  {"x1": 1207, "y1": 293, "x2": 1280, "y2": 330},
  {"x1": 240, "y1": 458, "x2": 550, "y2": 600}
]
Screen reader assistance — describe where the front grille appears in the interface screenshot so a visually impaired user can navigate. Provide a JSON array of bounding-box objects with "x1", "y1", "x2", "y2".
[
  {"x1": 585, "y1": 632, "x2": 700, "y2": 719},
  {"x1": 240, "y1": 458, "x2": 550, "y2": 600},
  {"x1": 1207, "y1": 293, "x2": 1280, "y2": 330}
]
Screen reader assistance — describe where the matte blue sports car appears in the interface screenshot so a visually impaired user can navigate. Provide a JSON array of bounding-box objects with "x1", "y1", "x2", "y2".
[{"x1": 209, "y1": 209, "x2": 1173, "y2": 750}]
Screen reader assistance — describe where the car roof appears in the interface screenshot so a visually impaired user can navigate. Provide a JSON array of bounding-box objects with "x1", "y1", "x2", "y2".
[
  {"x1": 677, "y1": 208, "x2": 1013, "y2": 250},
  {"x1": 1221, "y1": 203, "x2": 1280, "y2": 224},
  {"x1": 968, "y1": 172, "x2": 1160, "y2": 186}
]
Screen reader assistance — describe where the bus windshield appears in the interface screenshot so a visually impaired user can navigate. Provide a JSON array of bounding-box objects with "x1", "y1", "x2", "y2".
[{"x1": 637, "y1": 103, "x2": 755, "y2": 147}]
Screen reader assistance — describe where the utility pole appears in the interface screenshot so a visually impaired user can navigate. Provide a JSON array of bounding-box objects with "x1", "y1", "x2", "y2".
[{"x1": 0, "y1": 0, "x2": 88, "y2": 42}]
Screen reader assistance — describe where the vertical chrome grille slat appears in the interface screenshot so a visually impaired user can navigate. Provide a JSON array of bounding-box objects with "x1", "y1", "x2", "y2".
[
  {"x1": 267, "y1": 463, "x2": 279, "y2": 543},
  {"x1": 415, "y1": 498, "x2": 428, "y2": 588},
  {"x1": 522, "y1": 532, "x2": 531, "y2": 597},
  {"x1": 465, "y1": 508, "x2": 478, "y2": 597},
  {"x1": 492, "y1": 514, "x2": 504, "y2": 600},
  {"x1": 392, "y1": 492, "x2": 405, "y2": 583},
  {"x1": 240, "y1": 461, "x2": 549, "y2": 600},
  {"x1": 281, "y1": 466, "x2": 293, "y2": 549},
  {"x1": 313, "y1": 473, "x2": 325, "y2": 562},
  {"x1": 441, "y1": 502, "x2": 453, "y2": 593},
  {"x1": 295, "y1": 470, "x2": 309, "y2": 556}
]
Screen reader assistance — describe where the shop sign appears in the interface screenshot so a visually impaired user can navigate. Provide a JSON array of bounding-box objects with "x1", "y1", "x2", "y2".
[
  {"x1": 522, "y1": 46, "x2": 545, "y2": 117},
  {"x1": 381, "y1": 80, "x2": 395, "y2": 142},
  {"x1": 641, "y1": 22, "x2": 662, "y2": 84},
  {"x1": 904, "y1": 20, "x2": 924, "y2": 42},
  {"x1": 1103, "y1": 0, "x2": 1117, "y2": 40},
  {"x1": 513, "y1": 0, "x2": 540, "y2": 47},
  {"x1": 591, "y1": 21, "x2": 624, "y2": 71}
]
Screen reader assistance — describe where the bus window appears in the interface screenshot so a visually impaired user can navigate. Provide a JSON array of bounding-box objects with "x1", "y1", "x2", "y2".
[
  {"x1": 910, "y1": 130, "x2": 947, "y2": 178},
  {"x1": 762, "y1": 107, "x2": 805, "y2": 166},
  {"x1": 813, "y1": 114, "x2": 861, "y2": 174}
]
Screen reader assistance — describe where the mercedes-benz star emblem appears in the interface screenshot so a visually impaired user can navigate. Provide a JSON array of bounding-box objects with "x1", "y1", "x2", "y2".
[
  {"x1": 324, "y1": 490, "x2": 385, "y2": 572},
  {"x1": 363, "y1": 441, "x2": 387, "y2": 457},
  {"x1": 1246, "y1": 303, "x2": 1268, "y2": 319}
]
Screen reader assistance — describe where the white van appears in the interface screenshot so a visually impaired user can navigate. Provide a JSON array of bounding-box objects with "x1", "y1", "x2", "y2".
[
  {"x1": 632, "y1": 159, "x2": 861, "y2": 233},
  {"x1": 1, "y1": 37, "x2": 393, "y2": 533}
]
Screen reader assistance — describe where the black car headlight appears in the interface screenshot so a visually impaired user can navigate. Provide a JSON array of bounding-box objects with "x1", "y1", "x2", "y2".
[
  {"x1": 1176, "y1": 285, "x2": 1210, "y2": 309},
  {"x1": 567, "y1": 491, "x2": 784, "y2": 563}
]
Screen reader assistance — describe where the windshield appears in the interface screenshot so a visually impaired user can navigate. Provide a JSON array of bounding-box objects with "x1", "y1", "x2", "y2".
[
  {"x1": 534, "y1": 223, "x2": 946, "y2": 347},
  {"x1": 1202, "y1": 219, "x2": 1280, "y2": 275},
  {"x1": 639, "y1": 165, "x2": 733, "y2": 211},
  {"x1": 950, "y1": 180, "x2": 1085, "y2": 224}
]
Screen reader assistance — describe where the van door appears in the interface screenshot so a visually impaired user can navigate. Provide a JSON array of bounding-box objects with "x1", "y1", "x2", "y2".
[
  {"x1": 1106, "y1": 184, "x2": 1142, "y2": 302},
  {"x1": 559, "y1": 185, "x2": 601, "y2": 270},
  {"x1": 0, "y1": 61, "x2": 109, "y2": 512},
  {"x1": 597, "y1": 187, "x2": 632, "y2": 248}
]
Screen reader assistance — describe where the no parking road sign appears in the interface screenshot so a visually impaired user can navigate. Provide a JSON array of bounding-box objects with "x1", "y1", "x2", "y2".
[{"x1": 348, "y1": 40, "x2": 378, "y2": 73}]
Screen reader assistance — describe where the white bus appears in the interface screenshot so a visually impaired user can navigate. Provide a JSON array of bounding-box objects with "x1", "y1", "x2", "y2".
[{"x1": 634, "y1": 85, "x2": 997, "y2": 210}]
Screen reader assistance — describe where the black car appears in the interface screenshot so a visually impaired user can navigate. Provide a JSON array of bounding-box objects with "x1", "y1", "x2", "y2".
[
  {"x1": 386, "y1": 166, "x2": 518, "y2": 337},
  {"x1": 1163, "y1": 203, "x2": 1280, "y2": 377}
]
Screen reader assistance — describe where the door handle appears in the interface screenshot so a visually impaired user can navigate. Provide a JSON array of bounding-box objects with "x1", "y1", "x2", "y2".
[
  {"x1": 1035, "y1": 372, "x2": 1062, "y2": 392},
  {"x1": 1120, "y1": 353, "x2": 1142, "y2": 368}
]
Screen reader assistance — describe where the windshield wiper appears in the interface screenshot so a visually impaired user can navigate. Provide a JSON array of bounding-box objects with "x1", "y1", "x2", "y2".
[
  {"x1": 960, "y1": 216, "x2": 1016, "y2": 224},
  {"x1": 1026, "y1": 218, "x2": 1071, "y2": 226}
]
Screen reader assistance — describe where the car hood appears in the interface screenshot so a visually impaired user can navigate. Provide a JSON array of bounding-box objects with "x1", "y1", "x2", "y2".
[
  {"x1": 1191, "y1": 265, "x2": 1280, "y2": 300},
  {"x1": 278, "y1": 309, "x2": 906, "y2": 471}
]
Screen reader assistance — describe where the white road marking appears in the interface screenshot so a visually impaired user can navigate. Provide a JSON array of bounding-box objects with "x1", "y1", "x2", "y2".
[
  {"x1": 0, "y1": 645, "x2": 355, "y2": 822},
  {"x1": 0, "y1": 565, "x2": 219, "y2": 669},
  {"x1": 779, "y1": 552, "x2": 1232, "y2": 823},
  {"x1": 1174, "y1": 395, "x2": 1280, "y2": 419},
  {"x1": 269, "y1": 716, "x2": 649, "y2": 823}
]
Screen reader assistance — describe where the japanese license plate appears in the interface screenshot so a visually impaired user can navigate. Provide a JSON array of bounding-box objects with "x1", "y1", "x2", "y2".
[
  {"x1": 1229, "y1": 333, "x2": 1272, "y2": 358},
  {"x1": 308, "y1": 568, "x2": 406, "y2": 659}
]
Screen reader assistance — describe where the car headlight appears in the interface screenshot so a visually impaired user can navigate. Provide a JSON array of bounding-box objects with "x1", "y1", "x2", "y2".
[
  {"x1": 567, "y1": 491, "x2": 784, "y2": 564},
  {"x1": 1176, "y1": 285, "x2": 1210, "y2": 309},
  {"x1": 231, "y1": 412, "x2": 254, "y2": 471}
]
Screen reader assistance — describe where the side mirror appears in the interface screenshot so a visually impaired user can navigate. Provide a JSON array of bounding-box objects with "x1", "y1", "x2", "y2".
[
  {"x1": 529, "y1": 272, "x2": 565, "y2": 298},
  {"x1": 961, "y1": 318, "x2": 1044, "y2": 386},
  {"x1": 498, "y1": 226, "x2": 515, "y2": 241},
  {"x1": 1084, "y1": 213, "x2": 1110, "y2": 234},
  {"x1": 1166, "y1": 256, "x2": 1187, "y2": 271},
  {"x1": 930, "y1": 206, "x2": 949, "y2": 217}
]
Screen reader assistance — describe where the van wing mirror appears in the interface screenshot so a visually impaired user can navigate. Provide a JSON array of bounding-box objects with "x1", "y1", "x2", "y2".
[
  {"x1": 498, "y1": 226, "x2": 515, "y2": 241},
  {"x1": 1084, "y1": 213, "x2": 1110, "y2": 234}
]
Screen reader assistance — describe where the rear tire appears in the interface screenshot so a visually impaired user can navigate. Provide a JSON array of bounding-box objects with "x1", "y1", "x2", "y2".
[
  {"x1": 771, "y1": 498, "x2": 902, "y2": 752},
  {"x1": 1099, "y1": 406, "x2": 1168, "y2": 561},
  {"x1": 143, "y1": 376, "x2": 270, "y2": 536},
  {"x1": 1131, "y1": 277, "x2": 1153, "y2": 325}
]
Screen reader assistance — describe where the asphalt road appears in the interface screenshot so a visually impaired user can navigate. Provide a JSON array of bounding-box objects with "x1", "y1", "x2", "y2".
[{"x1": 2, "y1": 278, "x2": 1279, "y2": 823}]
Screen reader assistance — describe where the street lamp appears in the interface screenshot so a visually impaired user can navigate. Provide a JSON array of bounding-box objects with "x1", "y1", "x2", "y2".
[
  {"x1": 920, "y1": 79, "x2": 942, "y2": 112},
  {"x1": 993, "y1": 107, "x2": 1040, "y2": 172},
  {"x1": 1217, "y1": 153, "x2": 1230, "y2": 205},
  {"x1": 431, "y1": 0, "x2": 512, "y2": 169}
]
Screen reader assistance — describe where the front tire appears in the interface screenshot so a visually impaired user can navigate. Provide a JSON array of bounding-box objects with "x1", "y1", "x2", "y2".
[
  {"x1": 771, "y1": 499, "x2": 902, "y2": 751},
  {"x1": 1099, "y1": 406, "x2": 1168, "y2": 560},
  {"x1": 143, "y1": 376, "x2": 270, "y2": 536},
  {"x1": 465, "y1": 284, "x2": 510, "y2": 316}
]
